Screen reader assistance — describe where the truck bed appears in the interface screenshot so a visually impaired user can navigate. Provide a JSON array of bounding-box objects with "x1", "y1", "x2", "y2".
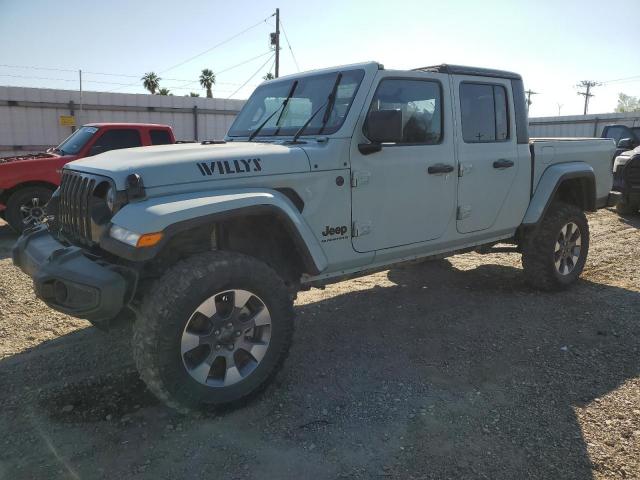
[{"x1": 530, "y1": 137, "x2": 615, "y2": 207}]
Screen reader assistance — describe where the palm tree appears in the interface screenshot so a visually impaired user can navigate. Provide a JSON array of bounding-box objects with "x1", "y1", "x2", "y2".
[
  {"x1": 141, "y1": 72, "x2": 161, "y2": 95},
  {"x1": 157, "y1": 88, "x2": 171, "y2": 96},
  {"x1": 199, "y1": 69, "x2": 216, "y2": 98},
  {"x1": 189, "y1": 92, "x2": 200, "y2": 97},
  {"x1": 263, "y1": 72, "x2": 275, "y2": 81}
]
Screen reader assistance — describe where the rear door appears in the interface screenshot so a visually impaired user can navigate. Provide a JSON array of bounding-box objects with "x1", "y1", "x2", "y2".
[
  {"x1": 350, "y1": 72, "x2": 457, "y2": 252},
  {"x1": 453, "y1": 77, "x2": 519, "y2": 233}
]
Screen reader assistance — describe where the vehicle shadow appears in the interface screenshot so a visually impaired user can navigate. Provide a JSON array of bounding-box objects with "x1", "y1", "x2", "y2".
[
  {"x1": 0, "y1": 222, "x2": 18, "y2": 260},
  {"x1": 0, "y1": 259, "x2": 638, "y2": 479},
  {"x1": 614, "y1": 210, "x2": 640, "y2": 229}
]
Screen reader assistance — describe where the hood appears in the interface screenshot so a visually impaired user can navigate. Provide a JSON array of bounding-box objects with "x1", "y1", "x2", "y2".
[
  {"x1": 0, "y1": 152, "x2": 60, "y2": 165},
  {"x1": 66, "y1": 142, "x2": 311, "y2": 189}
]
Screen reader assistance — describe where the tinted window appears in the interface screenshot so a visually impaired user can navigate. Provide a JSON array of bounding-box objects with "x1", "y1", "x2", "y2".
[
  {"x1": 604, "y1": 126, "x2": 630, "y2": 144},
  {"x1": 150, "y1": 129, "x2": 172, "y2": 145},
  {"x1": 90, "y1": 129, "x2": 142, "y2": 156},
  {"x1": 366, "y1": 79, "x2": 442, "y2": 144},
  {"x1": 460, "y1": 83, "x2": 510, "y2": 143}
]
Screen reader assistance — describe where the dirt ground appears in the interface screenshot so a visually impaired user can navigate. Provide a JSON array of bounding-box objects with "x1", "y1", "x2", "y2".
[{"x1": 0, "y1": 210, "x2": 639, "y2": 480}]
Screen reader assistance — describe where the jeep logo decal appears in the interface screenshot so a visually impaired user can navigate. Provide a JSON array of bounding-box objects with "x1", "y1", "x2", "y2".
[
  {"x1": 197, "y1": 158, "x2": 262, "y2": 176},
  {"x1": 321, "y1": 225, "x2": 349, "y2": 243}
]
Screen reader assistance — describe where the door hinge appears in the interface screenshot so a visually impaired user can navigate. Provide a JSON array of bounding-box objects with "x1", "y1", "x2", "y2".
[
  {"x1": 459, "y1": 163, "x2": 472, "y2": 177},
  {"x1": 352, "y1": 221, "x2": 372, "y2": 237},
  {"x1": 457, "y1": 206, "x2": 471, "y2": 220},
  {"x1": 351, "y1": 171, "x2": 371, "y2": 187}
]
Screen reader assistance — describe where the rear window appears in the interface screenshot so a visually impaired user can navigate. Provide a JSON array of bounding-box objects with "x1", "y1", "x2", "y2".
[{"x1": 150, "y1": 129, "x2": 172, "y2": 145}]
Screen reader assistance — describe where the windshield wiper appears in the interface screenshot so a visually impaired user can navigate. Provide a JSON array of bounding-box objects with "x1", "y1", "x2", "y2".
[
  {"x1": 290, "y1": 73, "x2": 342, "y2": 144},
  {"x1": 248, "y1": 80, "x2": 298, "y2": 141}
]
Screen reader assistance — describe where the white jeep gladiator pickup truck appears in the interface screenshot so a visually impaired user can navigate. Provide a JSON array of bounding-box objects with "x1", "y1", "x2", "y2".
[{"x1": 13, "y1": 62, "x2": 616, "y2": 411}]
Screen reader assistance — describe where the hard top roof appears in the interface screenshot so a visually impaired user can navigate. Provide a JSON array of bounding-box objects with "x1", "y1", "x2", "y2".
[{"x1": 413, "y1": 64, "x2": 521, "y2": 80}]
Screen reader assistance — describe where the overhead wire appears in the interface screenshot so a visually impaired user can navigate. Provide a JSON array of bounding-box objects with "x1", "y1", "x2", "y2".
[
  {"x1": 159, "y1": 13, "x2": 274, "y2": 74},
  {"x1": 278, "y1": 18, "x2": 300, "y2": 72},
  {"x1": 227, "y1": 54, "x2": 275, "y2": 99}
]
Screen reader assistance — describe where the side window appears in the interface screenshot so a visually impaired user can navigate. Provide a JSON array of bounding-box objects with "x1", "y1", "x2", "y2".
[
  {"x1": 460, "y1": 83, "x2": 510, "y2": 143},
  {"x1": 150, "y1": 129, "x2": 172, "y2": 145},
  {"x1": 603, "y1": 126, "x2": 628, "y2": 144},
  {"x1": 90, "y1": 129, "x2": 142, "y2": 155},
  {"x1": 366, "y1": 79, "x2": 442, "y2": 144}
]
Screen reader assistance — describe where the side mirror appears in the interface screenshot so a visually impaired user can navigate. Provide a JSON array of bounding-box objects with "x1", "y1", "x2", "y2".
[
  {"x1": 617, "y1": 138, "x2": 634, "y2": 150},
  {"x1": 365, "y1": 109, "x2": 403, "y2": 144}
]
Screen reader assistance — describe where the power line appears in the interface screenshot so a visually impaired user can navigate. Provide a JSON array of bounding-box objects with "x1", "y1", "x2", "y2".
[
  {"x1": 159, "y1": 14, "x2": 274, "y2": 74},
  {"x1": 601, "y1": 74, "x2": 640, "y2": 85},
  {"x1": 0, "y1": 63, "x2": 250, "y2": 85},
  {"x1": 227, "y1": 54, "x2": 274, "y2": 99},
  {"x1": 0, "y1": 73, "x2": 244, "y2": 94},
  {"x1": 158, "y1": 51, "x2": 274, "y2": 91},
  {"x1": 278, "y1": 18, "x2": 300, "y2": 72}
]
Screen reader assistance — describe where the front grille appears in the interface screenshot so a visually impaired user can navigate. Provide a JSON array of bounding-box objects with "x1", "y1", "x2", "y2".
[{"x1": 58, "y1": 171, "x2": 97, "y2": 244}]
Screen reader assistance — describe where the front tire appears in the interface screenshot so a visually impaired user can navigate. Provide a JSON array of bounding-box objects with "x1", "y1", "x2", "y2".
[
  {"x1": 133, "y1": 251, "x2": 295, "y2": 412},
  {"x1": 522, "y1": 202, "x2": 589, "y2": 291},
  {"x1": 5, "y1": 186, "x2": 54, "y2": 233}
]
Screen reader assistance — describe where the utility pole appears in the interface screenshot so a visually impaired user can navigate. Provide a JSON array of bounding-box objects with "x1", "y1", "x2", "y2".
[
  {"x1": 524, "y1": 89, "x2": 538, "y2": 113},
  {"x1": 274, "y1": 8, "x2": 280, "y2": 78},
  {"x1": 78, "y1": 69, "x2": 83, "y2": 125},
  {"x1": 577, "y1": 80, "x2": 599, "y2": 115},
  {"x1": 557, "y1": 103, "x2": 563, "y2": 115}
]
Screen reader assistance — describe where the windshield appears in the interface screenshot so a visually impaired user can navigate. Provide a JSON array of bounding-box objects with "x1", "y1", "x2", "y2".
[
  {"x1": 228, "y1": 69, "x2": 365, "y2": 138},
  {"x1": 632, "y1": 127, "x2": 640, "y2": 142},
  {"x1": 56, "y1": 126, "x2": 99, "y2": 155}
]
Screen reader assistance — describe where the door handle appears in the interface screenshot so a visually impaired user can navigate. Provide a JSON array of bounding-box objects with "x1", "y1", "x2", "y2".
[
  {"x1": 493, "y1": 159, "x2": 514, "y2": 169},
  {"x1": 427, "y1": 163, "x2": 455, "y2": 175}
]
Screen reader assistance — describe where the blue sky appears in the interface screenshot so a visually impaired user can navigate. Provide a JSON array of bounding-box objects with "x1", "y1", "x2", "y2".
[{"x1": 1, "y1": 0, "x2": 638, "y2": 117}]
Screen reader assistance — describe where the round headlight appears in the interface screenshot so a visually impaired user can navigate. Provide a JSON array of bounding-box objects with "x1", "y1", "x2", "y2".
[{"x1": 105, "y1": 186, "x2": 116, "y2": 212}]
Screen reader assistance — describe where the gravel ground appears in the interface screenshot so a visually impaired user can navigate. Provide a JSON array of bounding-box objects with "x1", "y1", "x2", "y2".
[{"x1": 0, "y1": 209, "x2": 638, "y2": 480}]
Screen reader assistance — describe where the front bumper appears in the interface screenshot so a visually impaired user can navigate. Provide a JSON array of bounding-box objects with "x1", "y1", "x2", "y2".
[{"x1": 12, "y1": 225, "x2": 130, "y2": 324}]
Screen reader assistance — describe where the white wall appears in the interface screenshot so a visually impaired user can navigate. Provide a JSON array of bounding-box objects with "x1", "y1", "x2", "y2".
[
  {"x1": 0, "y1": 86, "x2": 245, "y2": 155},
  {"x1": 529, "y1": 112, "x2": 640, "y2": 138}
]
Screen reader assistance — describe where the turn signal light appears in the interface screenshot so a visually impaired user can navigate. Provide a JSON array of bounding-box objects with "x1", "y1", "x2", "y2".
[{"x1": 136, "y1": 232, "x2": 164, "y2": 248}]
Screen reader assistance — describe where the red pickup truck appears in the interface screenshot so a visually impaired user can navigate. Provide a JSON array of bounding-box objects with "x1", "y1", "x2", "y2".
[{"x1": 0, "y1": 123, "x2": 175, "y2": 232}]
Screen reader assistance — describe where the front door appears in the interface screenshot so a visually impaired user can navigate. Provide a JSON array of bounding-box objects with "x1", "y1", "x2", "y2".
[
  {"x1": 350, "y1": 73, "x2": 457, "y2": 253},
  {"x1": 452, "y1": 77, "x2": 519, "y2": 233}
]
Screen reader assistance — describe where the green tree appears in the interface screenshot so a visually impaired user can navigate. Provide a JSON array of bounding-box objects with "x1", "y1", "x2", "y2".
[
  {"x1": 615, "y1": 93, "x2": 640, "y2": 113},
  {"x1": 263, "y1": 72, "x2": 275, "y2": 81},
  {"x1": 141, "y1": 72, "x2": 161, "y2": 95},
  {"x1": 189, "y1": 92, "x2": 200, "y2": 97},
  {"x1": 199, "y1": 69, "x2": 216, "y2": 98},
  {"x1": 157, "y1": 88, "x2": 172, "y2": 96}
]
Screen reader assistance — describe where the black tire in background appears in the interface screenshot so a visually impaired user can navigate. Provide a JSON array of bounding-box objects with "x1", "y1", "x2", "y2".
[
  {"x1": 522, "y1": 202, "x2": 590, "y2": 291},
  {"x1": 615, "y1": 200, "x2": 639, "y2": 215},
  {"x1": 5, "y1": 186, "x2": 54, "y2": 233},
  {"x1": 132, "y1": 251, "x2": 295, "y2": 412}
]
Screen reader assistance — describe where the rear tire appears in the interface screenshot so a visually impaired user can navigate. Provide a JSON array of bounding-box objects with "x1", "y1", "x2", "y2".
[
  {"x1": 5, "y1": 186, "x2": 54, "y2": 233},
  {"x1": 522, "y1": 202, "x2": 589, "y2": 291},
  {"x1": 615, "y1": 199, "x2": 639, "y2": 215},
  {"x1": 132, "y1": 251, "x2": 294, "y2": 412}
]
